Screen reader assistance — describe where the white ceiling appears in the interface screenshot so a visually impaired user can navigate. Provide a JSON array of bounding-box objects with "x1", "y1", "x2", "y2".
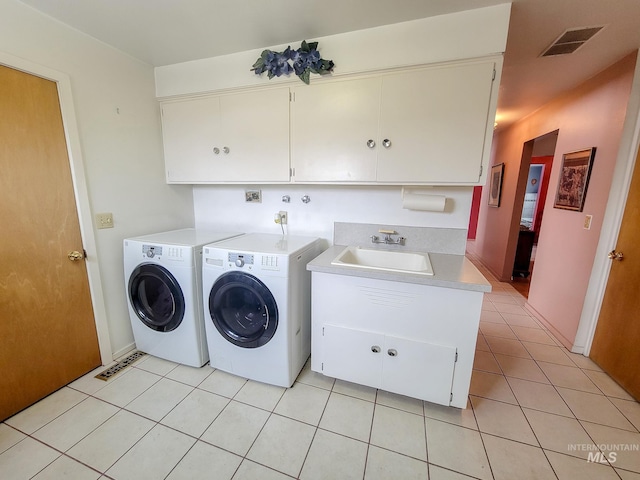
[{"x1": 17, "y1": 0, "x2": 640, "y2": 129}]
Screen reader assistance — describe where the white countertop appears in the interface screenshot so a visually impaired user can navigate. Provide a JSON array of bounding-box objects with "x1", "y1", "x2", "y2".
[{"x1": 307, "y1": 245, "x2": 492, "y2": 293}]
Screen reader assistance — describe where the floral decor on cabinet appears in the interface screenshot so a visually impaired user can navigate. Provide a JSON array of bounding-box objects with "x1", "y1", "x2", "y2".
[{"x1": 251, "y1": 40, "x2": 334, "y2": 84}]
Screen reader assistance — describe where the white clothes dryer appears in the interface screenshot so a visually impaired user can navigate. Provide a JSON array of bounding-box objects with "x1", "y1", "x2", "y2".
[
  {"x1": 124, "y1": 228, "x2": 242, "y2": 367},
  {"x1": 202, "y1": 233, "x2": 323, "y2": 387}
]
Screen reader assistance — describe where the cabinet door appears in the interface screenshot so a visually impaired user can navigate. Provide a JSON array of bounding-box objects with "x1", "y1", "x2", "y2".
[
  {"x1": 291, "y1": 77, "x2": 380, "y2": 182},
  {"x1": 321, "y1": 324, "x2": 383, "y2": 389},
  {"x1": 161, "y1": 96, "x2": 221, "y2": 183},
  {"x1": 377, "y1": 61, "x2": 495, "y2": 183},
  {"x1": 161, "y1": 88, "x2": 290, "y2": 183},
  {"x1": 382, "y1": 335, "x2": 457, "y2": 405},
  {"x1": 220, "y1": 87, "x2": 290, "y2": 182}
]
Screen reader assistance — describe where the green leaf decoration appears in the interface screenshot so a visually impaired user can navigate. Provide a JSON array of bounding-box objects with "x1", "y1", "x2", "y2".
[{"x1": 299, "y1": 69, "x2": 311, "y2": 85}]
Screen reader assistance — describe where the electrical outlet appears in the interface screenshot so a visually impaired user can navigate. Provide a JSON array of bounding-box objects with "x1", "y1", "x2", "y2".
[
  {"x1": 96, "y1": 212, "x2": 114, "y2": 229},
  {"x1": 583, "y1": 214, "x2": 593, "y2": 230},
  {"x1": 245, "y1": 190, "x2": 262, "y2": 202},
  {"x1": 279, "y1": 211, "x2": 288, "y2": 225}
]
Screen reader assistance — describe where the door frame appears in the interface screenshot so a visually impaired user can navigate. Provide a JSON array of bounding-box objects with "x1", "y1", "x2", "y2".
[
  {"x1": 576, "y1": 52, "x2": 640, "y2": 354},
  {"x1": 0, "y1": 51, "x2": 112, "y2": 364}
]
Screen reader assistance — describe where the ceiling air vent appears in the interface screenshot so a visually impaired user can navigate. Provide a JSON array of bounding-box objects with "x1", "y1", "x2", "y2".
[{"x1": 540, "y1": 26, "x2": 604, "y2": 57}]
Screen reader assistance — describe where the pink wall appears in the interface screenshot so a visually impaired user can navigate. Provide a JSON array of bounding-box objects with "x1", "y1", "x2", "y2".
[{"x1": 475, "y1": 53, "x2": 637, "y2": 347}]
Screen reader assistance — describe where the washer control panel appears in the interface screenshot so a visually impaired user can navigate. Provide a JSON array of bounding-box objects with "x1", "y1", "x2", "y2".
[{"x1": 228, "y1": 252, "x2": 254, "y2": 268}]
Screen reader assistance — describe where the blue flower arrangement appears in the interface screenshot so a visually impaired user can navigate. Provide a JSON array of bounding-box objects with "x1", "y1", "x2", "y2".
[{"x1": 251, "y1": 40, "x2": 334, "y2": 85}]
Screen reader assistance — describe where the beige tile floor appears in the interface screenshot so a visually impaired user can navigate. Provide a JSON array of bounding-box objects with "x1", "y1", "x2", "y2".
[{"x1": 1, "y1": 259, "x2": 640, "y2": 479}]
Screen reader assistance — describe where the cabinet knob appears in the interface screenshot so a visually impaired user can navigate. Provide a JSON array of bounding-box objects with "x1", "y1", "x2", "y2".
[
  {"x1": 371, "y1": 345, "x2": 381, "y2": 353},
  {"x1": 223, "y1": 146, "x2": 230, "y2": 154},
  {"x1": 213, "y1": 147, "x2": 220, "y2": 154},
  {"x1": 387, "y1": 348, "x2": 398, "y2": 357},
  {"x1": 366, "y1": 139, "x2": 376, "y2": 149},
  {"x1": 382, "y1": 139, "x2": 392, "y2": 148}
]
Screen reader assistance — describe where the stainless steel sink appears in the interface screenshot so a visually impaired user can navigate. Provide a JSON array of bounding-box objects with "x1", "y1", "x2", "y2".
[{"x1": 331, "y1": 246, "x2": 434, "y2": 275}]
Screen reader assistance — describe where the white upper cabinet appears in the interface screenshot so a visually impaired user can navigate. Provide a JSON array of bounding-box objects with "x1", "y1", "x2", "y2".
[
  {"x1": 290, "y1": 77, "x2": 381, "y2": 182},
  {"x1": 161, "y1": 87, "x2": 290, "y2": 183},
  {"x1": 377, "y1": 61, "x2": 496, "y2": 184},
  {"x1": 290, "y1": 58, "x2": 498, "y2": 185},
  {"x1": 160, "y1": 57, "x2": 500, "y2": 185},
  {"x1": 161, "y1": 95, "x2": 221, "y2": 183}
]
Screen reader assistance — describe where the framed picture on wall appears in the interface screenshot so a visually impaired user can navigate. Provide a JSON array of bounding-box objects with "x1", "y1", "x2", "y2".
[
  {"x1": 553, "y1": 147, "x2": 596, "y2": 212},
  {"x1": 488, "y1": 163, "x2": 504, "y2": 207}
]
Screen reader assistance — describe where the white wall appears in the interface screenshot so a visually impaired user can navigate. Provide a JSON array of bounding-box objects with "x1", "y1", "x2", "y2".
[
  {"x1": 156, "y1": 4, "x2": 511, "y2": 97},
  {"x1": 194, "y1": 185, "x2": 474, "y2": 241},
  {"x1": 0, "y1": 0, "x2": 194, "y2": 358}
]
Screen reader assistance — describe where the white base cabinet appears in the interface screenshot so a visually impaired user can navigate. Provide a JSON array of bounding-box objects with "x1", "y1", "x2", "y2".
[
  {"x1": 311, "y1": 272, "x2": 483, "y2": 408},
  {"x1": 322, "y1": 324, "x2": 457, "y2": 406}
]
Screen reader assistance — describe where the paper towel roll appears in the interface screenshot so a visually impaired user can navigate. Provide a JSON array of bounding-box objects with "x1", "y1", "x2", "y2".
[{"x1": 401, "y1": 190, "x2": 446, "y2": 212}]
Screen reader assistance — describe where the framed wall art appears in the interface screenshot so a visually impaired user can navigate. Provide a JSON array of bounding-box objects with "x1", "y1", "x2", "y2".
[
  {"x1": 553, "y1": 147, "x2": 596, "y2": 212},
  {"x1": 488, "y1": 163, "x2": 504, "y2": 207}
]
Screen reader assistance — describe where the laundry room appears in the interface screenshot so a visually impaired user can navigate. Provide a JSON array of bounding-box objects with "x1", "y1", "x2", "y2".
[{"x1": 4, "y1": 1, "x2": 640, "y2": 479}]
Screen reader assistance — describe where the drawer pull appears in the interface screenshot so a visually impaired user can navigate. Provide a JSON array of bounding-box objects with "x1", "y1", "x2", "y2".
[
  {"x1": 371, "y1": 345, "x2": 381, "y2": 353},
  {"x1": 387, "y1": 348, "x2": 398, "y2": 357}
]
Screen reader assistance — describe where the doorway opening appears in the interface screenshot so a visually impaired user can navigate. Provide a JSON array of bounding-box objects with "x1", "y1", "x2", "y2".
[{"x1": 510, "y1": 130, "x2": 558, "y2": 298}]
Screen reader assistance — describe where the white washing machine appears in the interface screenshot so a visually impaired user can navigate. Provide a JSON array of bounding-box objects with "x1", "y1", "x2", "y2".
[
  {"x1": 124, "y1": 228, "x2": 242, "y2": 367},
  {"x1": 202, "y1": 233, "x2": 323, "y2": 387}
]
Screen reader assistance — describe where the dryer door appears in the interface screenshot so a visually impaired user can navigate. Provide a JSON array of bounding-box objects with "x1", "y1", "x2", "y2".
[
  {"x1": 208, "y1": 271, "x2": 278, "y2": 348},
  {"x1": 128, "y1": 263, "x2": 185, "y2": 332}
]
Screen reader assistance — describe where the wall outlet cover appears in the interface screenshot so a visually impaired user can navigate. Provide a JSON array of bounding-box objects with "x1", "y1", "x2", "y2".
[{"x1": 245, "y1": 190, "x2": 262, "y2": 202}]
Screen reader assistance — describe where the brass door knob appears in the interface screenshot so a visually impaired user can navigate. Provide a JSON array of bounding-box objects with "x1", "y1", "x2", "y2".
[
  {"x1": 607, "y1": 250, "x2": 624, "y2": 261},
  {"x1": 67, "y1": 250, "x2": 84, "y2": 261}
]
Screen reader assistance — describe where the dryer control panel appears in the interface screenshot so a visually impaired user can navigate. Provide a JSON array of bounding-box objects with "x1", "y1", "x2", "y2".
[{"x1": 143, "y1": 244, "x2": 162, "y2": 258}]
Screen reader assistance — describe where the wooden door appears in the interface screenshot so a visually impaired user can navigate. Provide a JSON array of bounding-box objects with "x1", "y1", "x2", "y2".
[
  {"x1": 590, "y1": 146, "x2": 640, "y2": 400},
  {"x1": 0, "y1": 65, "x2": 101, "y2": 420}
]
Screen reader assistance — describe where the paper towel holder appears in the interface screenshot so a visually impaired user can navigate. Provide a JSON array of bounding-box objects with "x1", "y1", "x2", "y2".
[{"x1": 401, "y1": 188, "x2": 447, "y2": 212}]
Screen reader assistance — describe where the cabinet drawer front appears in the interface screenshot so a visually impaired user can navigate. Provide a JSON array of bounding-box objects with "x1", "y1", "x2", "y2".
[
  {"x1": 322, "y1": 324, "x2": 383, "y2": 389},
  {"x1": 382, "y1": 336, "x2": 456, "y2": 405}
]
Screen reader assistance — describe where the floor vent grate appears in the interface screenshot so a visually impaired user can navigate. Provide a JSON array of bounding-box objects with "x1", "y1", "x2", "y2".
[{"x1": 95, "y1": 351, "x2": 146, "y2": 381}]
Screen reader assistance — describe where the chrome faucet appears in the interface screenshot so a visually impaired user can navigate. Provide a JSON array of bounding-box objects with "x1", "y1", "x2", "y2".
[{"x1": 370, "y1": 229, "x2": 405, "y2": 245}]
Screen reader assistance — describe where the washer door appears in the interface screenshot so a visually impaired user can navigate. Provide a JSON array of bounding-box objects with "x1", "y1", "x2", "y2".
[
  {"x1": 209, "y1": 272, "x2": 278, "y2": 348},
  {"x1": 128, "y1": 263, "x2": 185, "y2": 332}
]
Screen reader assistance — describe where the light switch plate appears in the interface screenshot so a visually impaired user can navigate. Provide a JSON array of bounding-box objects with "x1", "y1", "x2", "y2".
[
  {"x1": 583, "y1": 214, "x2": 593, "y2": 230},
  {"x1": 96, "y1": 212, "x2": 114, "y2": 229}
]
